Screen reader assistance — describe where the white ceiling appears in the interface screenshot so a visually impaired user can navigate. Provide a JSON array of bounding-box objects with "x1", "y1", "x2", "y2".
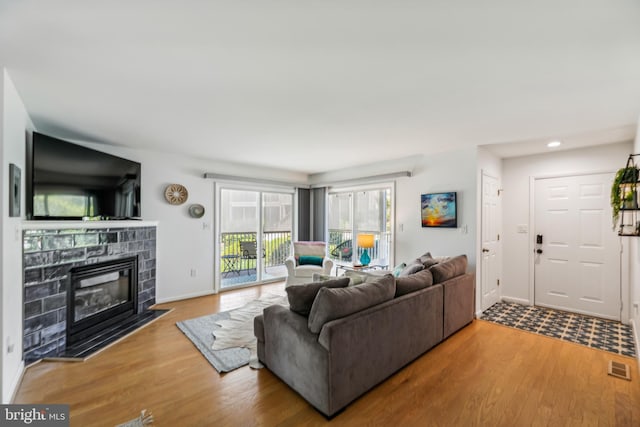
[{"x1": 1, "y1": 0, "x2": 639, "y2": 174}]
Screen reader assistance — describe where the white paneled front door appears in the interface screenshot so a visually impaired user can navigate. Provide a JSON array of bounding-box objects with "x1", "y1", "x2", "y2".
[
  {"x1": 481, "y1": 173, "x2": 500, "y2": 310},
  {"x1": 534, "y1": 173, "x2": 620, "y2": 320}
]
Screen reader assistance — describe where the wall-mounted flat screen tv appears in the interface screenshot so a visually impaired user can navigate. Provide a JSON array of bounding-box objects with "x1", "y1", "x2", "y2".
[
  {"x1": 27, "y1": 132, "x2": 141, "y2": 220},
  {"x1": 421, "y1": 192, "x2": 457, "y2": 228}
]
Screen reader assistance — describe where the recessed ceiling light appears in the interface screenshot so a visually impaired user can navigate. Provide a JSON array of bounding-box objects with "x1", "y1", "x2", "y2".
[{"x1": 547, "y1": 141, "x2": 562, "y2": 148}]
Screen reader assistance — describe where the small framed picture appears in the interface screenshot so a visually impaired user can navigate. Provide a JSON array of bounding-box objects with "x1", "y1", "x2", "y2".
[{"x1": 9, "y1": 163, "x2": 21, "y2": 217}]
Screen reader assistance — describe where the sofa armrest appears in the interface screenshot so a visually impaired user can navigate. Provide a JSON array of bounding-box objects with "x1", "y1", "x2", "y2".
[
  {"x1": 441, "y1": 272, "x2": 475, "y2": 338},
  {"x1": 284, "y1": 256, "x2": 296, "y2": 276},
  {"x1": 254, "y1": 314, "x2": 266, "y2": 363},
  {"x1": 261, "y1": 305, "x2": 331, "y2": 415}
]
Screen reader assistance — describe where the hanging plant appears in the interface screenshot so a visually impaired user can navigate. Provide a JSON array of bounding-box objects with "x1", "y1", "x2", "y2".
[{"x1": 611, "y1": 166, "x2": 638, "y2": 230}]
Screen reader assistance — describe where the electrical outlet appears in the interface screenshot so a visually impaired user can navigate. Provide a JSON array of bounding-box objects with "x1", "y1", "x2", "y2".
[
  {"x1": 190, "y1": 268, "x2": 197, "y2": 277},
  {"x1": 6, "y1": 337, "x2": 13, "y2": 354}
]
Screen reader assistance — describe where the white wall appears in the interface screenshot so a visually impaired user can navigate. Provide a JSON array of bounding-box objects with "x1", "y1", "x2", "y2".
[
  {"x1": 501, "y1": 142, "x2": 632, "y2": 306},
  {"x1": 394, "y1": 148, "x2": 478, "y2": 270},
  {"x1": 1, "y1": 70, "x2": 34, "y2": 402}
]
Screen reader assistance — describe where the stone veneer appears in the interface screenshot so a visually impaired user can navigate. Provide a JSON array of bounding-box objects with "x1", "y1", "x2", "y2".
[{"x1": 22, "y1": 225, "x2": 157, "y2": 363}]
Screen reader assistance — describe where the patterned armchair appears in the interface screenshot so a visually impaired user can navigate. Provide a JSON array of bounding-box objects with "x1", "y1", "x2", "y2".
[{"x1": 284, "y1": 241, "x2": 334, "y2": 287}]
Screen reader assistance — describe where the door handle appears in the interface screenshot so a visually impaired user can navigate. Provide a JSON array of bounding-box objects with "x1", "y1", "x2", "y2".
[
  {"x1": 482, "y1": 248, "x2": 489, "y2": 253},
  {"x1": 536, "y1": 249, "x2": 543, "y2": 254}
]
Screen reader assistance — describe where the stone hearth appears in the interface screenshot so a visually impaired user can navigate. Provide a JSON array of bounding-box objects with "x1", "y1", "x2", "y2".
[{"x1": 22, "y1": 224, "x2": 157, "y2": 363}]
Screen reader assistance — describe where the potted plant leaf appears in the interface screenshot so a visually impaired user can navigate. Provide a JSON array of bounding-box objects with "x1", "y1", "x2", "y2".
[{"x1": 611, "y1": 166, "x2": 639, "y2": 230}]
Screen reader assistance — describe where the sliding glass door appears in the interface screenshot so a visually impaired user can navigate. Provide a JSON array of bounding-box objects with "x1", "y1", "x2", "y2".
[
  {"x1": 327, "y1": 184, "x2": 393, "y2": 268},
  {"x1": 217, "y1": 185, "x2": 293, "y2": 290}
]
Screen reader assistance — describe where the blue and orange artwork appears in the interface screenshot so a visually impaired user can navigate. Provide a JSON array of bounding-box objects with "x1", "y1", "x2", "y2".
[{"x1": 421, "y1": 192, "x2": 457, "y2": 228}]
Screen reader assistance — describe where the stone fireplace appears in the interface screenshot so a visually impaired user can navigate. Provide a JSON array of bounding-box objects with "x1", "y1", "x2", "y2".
[{"x1": 23, "y1": 223, "x2": 157, "y2": 363}]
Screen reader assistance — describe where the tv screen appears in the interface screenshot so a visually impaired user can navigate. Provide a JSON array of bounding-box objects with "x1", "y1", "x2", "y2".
[
  {"x1": 421, "y1": 192, "x2": 457, "y2": 228},
  {"x1": 28, "y1": 132, "x2": 141, "y2": 220}
]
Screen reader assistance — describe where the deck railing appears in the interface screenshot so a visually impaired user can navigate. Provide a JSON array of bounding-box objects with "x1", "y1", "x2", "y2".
[{"x1": 220, "y1": 231, "x2": 292, "y2": 274}]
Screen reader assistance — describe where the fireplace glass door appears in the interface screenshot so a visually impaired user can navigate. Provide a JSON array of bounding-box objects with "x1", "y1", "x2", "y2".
[{"x1": 75, "y1": 270, "x2": 131, "y2": 322}]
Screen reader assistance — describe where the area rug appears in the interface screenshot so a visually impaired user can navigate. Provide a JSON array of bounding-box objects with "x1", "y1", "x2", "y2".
[
  {"x1": 176, "y1": 293, "x2": 287, "y2": 373},
  {"x1": 115, "y1": 409, "x2": 153, "y2": 427},
  {"x1": 481, "y1": 301, "x2": 636, "y2": 357}
]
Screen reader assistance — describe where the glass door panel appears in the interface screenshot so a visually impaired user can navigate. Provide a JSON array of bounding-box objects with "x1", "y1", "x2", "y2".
[
  {"x1": 328, "y1": 193, "x2": 353, "y2": 263},
  {"x1": 328, "y1": 187, "x2": 392, "y2": 268},
  {"x1": 261, "y1": 192, "x2": 293, "y2": 281},
  {"x1": 354, "y1": 189, "x2": 391, "y2": 267},
  {"x1": 220, "y1": 189, "x2": 259, "y2": 289},
  {"x1": 218, "y1": 188, "x2": 294, "y2": 290}
]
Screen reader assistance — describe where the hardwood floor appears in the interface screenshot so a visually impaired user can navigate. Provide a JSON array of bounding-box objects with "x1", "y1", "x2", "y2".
[{"x1": 14, "y1": 283, "x2": 640, "y2": 426}]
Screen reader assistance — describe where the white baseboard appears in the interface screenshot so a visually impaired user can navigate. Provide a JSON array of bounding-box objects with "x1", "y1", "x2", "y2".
[
  {"x1": 155, "y1": 289, "x2": 216, "y2": 304},
  {"x1": 500, "y1": 296, "x2": 531, "y2": 306},
  {"x1": 6, "y1": 361, "x2": 25, "y2": 404}
]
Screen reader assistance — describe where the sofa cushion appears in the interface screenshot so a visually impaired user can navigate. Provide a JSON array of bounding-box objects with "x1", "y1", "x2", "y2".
[
  {"x1": 293, "y1": 264, "x2": 324, "y2": 278},
  {"x1": 307, "y1": 274, "x2": 396, "y2": 333},
  {"x1": 398, "y1": 262, "x2": 424, "y2": 277},
  {"x1": 430, "y1": 255, "x2": 467, "y2": 284},
  {"x1": 395, "y1": 268, "x2": 434, "y2": 297},
  {"x1": 286, "y1": 277, "x2": 350, "y2": 316}
]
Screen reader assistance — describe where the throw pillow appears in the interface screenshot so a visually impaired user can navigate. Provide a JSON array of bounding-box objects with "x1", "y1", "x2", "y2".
[
  {"x1": 392, "y1": 262, "x2": 407, "y2": 277},
  {"x1": 395, "y1": 268, "x2": 434, "y2": 297},
  {"x1": 298, "y1": 255, "x2": 324, "y2": 266},
  {"x1": 286, "y1": 277, "x2": 349, "y2": 316},
  {"x1": 343, "y1": 270, "x2": 366, "y2": 286},
  {"x1": 398, "y1": 262, "x2": 424, "y2": 277},
  {"x1": 418, "y1": 252, "x2": 433, "y2": 264},
  {"x1": 430, "y1": 255, "x2": 467, "y2": 284},
  {"x1": 307, "y1": 274, "x2": 396, "y2": 334},
  {"x1": 417, "y1": 252, "x2": 440, "y2": 268}
]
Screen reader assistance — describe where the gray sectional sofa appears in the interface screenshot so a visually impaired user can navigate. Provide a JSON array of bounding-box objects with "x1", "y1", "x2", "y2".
[{"x1": 254, "y1": 254, "x2": 475, "y2": 417}]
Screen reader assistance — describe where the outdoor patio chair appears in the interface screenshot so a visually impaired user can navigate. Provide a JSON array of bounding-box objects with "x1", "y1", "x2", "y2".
[{"x1": 240, "y1": 241, "x2": 265, "y2": 275}]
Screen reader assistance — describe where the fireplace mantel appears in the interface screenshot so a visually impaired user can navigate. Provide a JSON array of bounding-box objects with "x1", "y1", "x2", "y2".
[{"x1": 22, "y1": 220, "x2": 158, "y2": 230}]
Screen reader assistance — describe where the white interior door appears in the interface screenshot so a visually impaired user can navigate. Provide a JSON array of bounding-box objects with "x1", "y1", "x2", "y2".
[
  {"x1": 481, "y1": 173, "x2": 500, "y2": 310},
  {"x1": 534, "y1": 173, "x2": 620, "y2": 320}
]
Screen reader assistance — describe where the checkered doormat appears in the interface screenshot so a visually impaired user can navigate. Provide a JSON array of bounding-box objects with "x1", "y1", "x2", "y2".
[{"x1": 481, "y1": 302, "x2": 636, "y2": 358}]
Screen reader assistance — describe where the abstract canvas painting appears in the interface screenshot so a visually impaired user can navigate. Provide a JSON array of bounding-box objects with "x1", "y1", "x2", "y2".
[{"x1": 421, "y1": 192, "x2": 457, "y2": 228}]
